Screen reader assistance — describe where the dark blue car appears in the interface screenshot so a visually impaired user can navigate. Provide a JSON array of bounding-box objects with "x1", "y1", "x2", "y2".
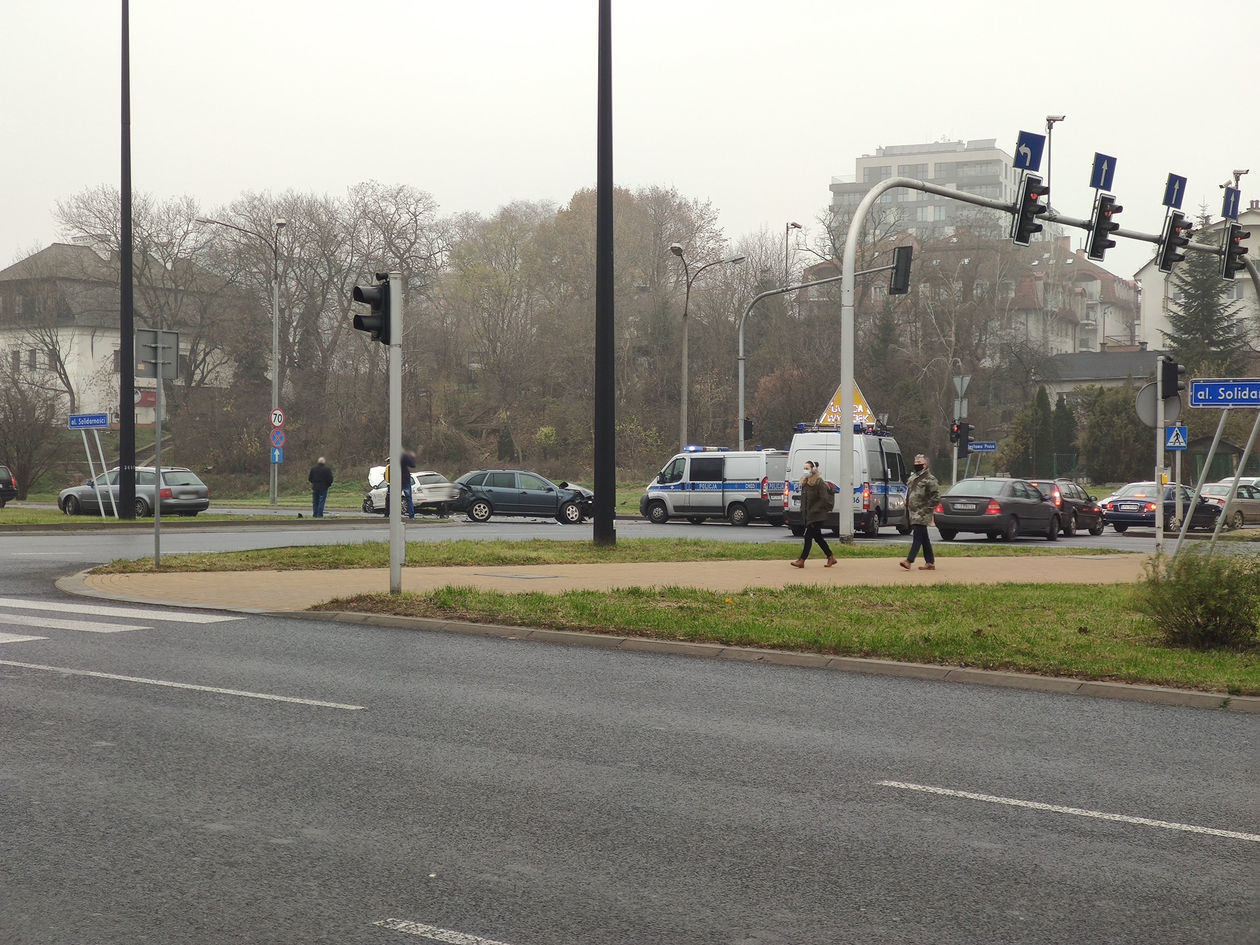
[{"x1": 1100, "y1": 482, "x2": 1221, "y2": 533}]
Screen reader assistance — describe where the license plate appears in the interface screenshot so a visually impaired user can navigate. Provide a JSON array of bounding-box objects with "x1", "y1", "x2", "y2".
[
  {"x1": 1120, "y1": 503, "x2": 1139, "y2": 511},
  {"x1": 952, "y1": 502, "x2": 976, "y2": 511}
]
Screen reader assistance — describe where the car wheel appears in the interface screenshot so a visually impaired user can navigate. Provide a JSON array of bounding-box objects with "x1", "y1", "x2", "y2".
[
  {"x1": 1045, "y1": 514, "x2": 1060, "y2": 541},
  {"x1": 134, "y1": 497, "x2": 150, "y2": 518},
  {"x1": 1002, "y1": 516, "x2": 1018, "y2": 541},
  {"x1": 1088, "y1": 518, "x2": 1105, "y2": 536},
  {"x1": 728, "y1": 503, "x2": 749, "y2": 526},
  {"x1": 558, "y1": 501, "x2": 582, "y2": 524},
  {"x1": 863, "y1": 512, "x2": 880, "y2": 537},
  {"x1": 1062, "y1": 511, "x2": 1077, "y2": 537},
  {"x1": 63, "y1": 495, "x2": 81, "y2": 516},
  {"x1": 938, "y1": 528, "x2": 957, "y2": 541},
  {"x1": 646, "y1": 501, "x2": 669, "y2": 525},
  {"x1": 986, "y1": 532, "x2": 1000, "y2": 541},
  {"x1": 1113, "y1": 523, "x2": 1128, "y2": 533},
  {"x1": 362, "y1": 496, "x2": 375, "y2": 513},
  {"x1": 1229, "y1": 510, "x2": 1244, "y2": 530},
  {"x1": 468, "y1": 499, "x2": 492, "y2": 523}
]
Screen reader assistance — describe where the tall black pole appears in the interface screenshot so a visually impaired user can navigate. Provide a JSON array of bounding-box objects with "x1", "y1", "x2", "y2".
[
  {"x1": 118, "y1": 0, "x2": 136, "y2": 518},
  {"x1": 592, "y1": 0, "x2": 615, "y2": 546}
]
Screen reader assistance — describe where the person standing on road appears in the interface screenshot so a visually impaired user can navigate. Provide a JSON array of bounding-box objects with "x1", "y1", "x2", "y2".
[
  {"x1": 308, "y1": 457, "x2": 334, "y2": 518},
  {"x1": 792, "y1": 460, "x2": 837, "y2": 568},
  {"x1": 400, "y1": 448, "x2": 417, "y2": 519},
  {"x1": 901, "y1": 452, "x2": 939, "y2": 571}
]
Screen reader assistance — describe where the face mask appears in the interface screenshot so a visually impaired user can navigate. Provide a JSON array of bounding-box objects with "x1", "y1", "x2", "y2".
[{"x1": 914, "y1": 463, "x2": 925, "y2": 472}]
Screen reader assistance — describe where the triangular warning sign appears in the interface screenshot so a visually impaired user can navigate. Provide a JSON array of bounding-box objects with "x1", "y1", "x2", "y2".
[
  {"x1": 1166, "y1": 427, "x2": 1187, "y2": 448},
  {"x1": 818, "y1": 383, "x2": 875, "y2": 427}
]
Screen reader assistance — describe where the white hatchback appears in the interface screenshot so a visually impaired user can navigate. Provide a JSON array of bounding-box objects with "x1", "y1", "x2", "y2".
[{"x1": 363, "y1": 468, "x2": 457, "y2": 515}]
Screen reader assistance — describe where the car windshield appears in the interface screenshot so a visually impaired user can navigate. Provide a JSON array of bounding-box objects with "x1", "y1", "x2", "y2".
[
  {"x1": 417, "y1": 473, "x2": 447, "y2": 485},
  {"x1": 162, "y1": 471, "x2": 203, "y2": 486},
  {"x1": 1116, "y1": 483, "x2": 1158, "y2": 499},
  {"x1": 947, "y1": 479, "x2": 1006, "y2": 497}
]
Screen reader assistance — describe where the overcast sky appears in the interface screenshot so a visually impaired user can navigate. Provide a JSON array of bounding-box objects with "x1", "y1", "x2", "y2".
[{"x1": 3, "y1": 0, "x2": 1254, "y2": 281}]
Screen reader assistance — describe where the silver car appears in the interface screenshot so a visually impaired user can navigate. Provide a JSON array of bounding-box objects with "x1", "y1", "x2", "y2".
[
  {"x1": 59, "y1": 466, "x2": 210, "y2": 517},
  {"x1": 362, "y1": 469, "x2": 457, "y2": 515},
  {"x1": 1203, "y1": 482, "x2": 1260, "y2": 529}
]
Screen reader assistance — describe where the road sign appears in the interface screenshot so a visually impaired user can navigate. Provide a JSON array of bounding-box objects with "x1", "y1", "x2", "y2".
[
  {"x1": 1165, "y1": 426, "x2": 1188, "y2": 450},
  {"x1": 270, "y1": 408, "x2": 286, "y2": 428},
  {"x1": 135, "y1": 329, "x2": 181, "y2": 379},
  {"x1": 1163, "y1": 173, "x2": 1187, "y2": 210},
  {"x1": 969, "y1": 441, "x2": 997, "y2": 452},
  {"x1": 271, "y1": 447, "x2": 284, "y2": 464},
  {"x1": 270, "y1": 428, "x2": 286, "y2": 448},
  {"x1": 1189, "y1": 379, "x2": 1260, "y2": 407},
  {"x1": 1136, "y1": 382, "x2": 1182, "y2": 427},
  {"x1": 1090, "y1": 152, "x2": 1117, "y2": 191},
  {"x1": 1221, "y1": 186, "x2": 1241, "y2": 221},
  {"x1": 1013, "y1": 131, "x2": 1045, "y2": 172},
  {"x1": 68, "y1": 413, "x2": 110, "y2": 430}
]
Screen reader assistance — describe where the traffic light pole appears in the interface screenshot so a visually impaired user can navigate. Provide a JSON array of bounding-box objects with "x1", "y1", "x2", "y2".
[
  {"x1": 387, "y1": 271, "x2": 403, "y2": 594},
  {"x1": 1155, "y1": 358, "x2": 1165, "y2": 556}
]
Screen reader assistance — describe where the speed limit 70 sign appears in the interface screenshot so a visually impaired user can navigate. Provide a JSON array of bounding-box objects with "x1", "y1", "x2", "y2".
[{"x1": 270, "y1": 408, "x2": 286, "y2": 428}]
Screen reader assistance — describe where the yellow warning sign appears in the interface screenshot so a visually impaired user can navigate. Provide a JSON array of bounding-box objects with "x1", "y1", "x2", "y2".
[{"x1": 818, "y1": 383, "x2": 876, "y2": 427}]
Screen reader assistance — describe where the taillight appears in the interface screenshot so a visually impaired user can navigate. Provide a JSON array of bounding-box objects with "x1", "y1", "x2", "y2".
[
  {"x1": 782, "y1": 480, "x2": 789, "y2": 511},
  {"x1": 861, "y1": 482, "x2": 871, "y2": 510},
  {"x1": 1144, "y1": 502, "x2": 1157, "y2": 512},
  {"x1": 160, "y1": 487, "x2": 173, "y2": 499},
  {"x1": 933, "y1": 502, "x2": 943, "y2": 514},
  {"x1": 984, "y1": 499, "x2": 1002, "y2": 515},
  {"x1": 1052, "y1": 489, "x2": 1062, "y2": 507},
  {"x1": 761, "y1": 476, "x2": 769, "y2": 501}
]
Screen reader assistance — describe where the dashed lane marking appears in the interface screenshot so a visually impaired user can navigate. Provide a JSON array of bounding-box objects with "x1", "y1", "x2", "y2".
[
  {"x1": 0, "y1": 597, "x2": 242, "y2": 623},
  {"x1": 0, "y1": 632, "x2": 46, "y2": 645},
  {"x1": 0, "y1": 613, "x2": 149, "y2": 633},
  {"x1": 373, "y1": 918, "x2": 518, "y2": 944}
]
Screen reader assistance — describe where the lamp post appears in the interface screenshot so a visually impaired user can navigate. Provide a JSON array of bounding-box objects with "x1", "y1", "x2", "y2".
[
  {"x1": 785, "y1": 221, "x2": 801, "y2": 287},
  {"x1": 196, "y1": 216, "x2": 287, "y2": 504},
  {"x1": 669, "y1": 244, "x2": 745, "y2": 450}
]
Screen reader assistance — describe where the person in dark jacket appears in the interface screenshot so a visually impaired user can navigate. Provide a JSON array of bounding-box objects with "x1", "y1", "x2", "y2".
[
  {"x1": 308, "y1": 457, "x2": 334, "y2": 518},
  {"x1": 400, "y1": 449, "x2": 417, "y2": 519},
  {"x1": 792, "y1": 460, "x2": 837, "y2": 568},
  {"x1": 900, "y1": 452, "x2": 940, "y2": 571}
]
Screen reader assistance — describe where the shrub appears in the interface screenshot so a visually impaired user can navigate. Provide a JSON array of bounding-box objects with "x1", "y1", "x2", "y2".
[{"x1": 1135, "y1": 550, "x2": 1260, "y2": 650}]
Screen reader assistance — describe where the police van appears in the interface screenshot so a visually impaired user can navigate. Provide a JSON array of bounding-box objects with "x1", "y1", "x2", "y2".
[
  {"x1": 640, "y1": 447, "x2": 788, "y2": 526},
  {"x1": 783, "y1": 425, "x2": 909, "y2": 537}
]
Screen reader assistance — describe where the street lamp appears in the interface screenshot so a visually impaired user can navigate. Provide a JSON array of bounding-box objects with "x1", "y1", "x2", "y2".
[
  {"x1": 785, "y1": 221, "x2": 801, "y2": 287},
  {"x1": 195, "y1": 216, "x2": 287, "y2": 504},
  {"x1": 669, "y1": 243, "x2": 746, "y2": 450}
]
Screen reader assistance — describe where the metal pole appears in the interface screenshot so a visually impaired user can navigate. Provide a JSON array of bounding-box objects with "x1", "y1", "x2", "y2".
[
  {"x1": 680, "y1": 273, "x2": 691, "y2": 450},
  {"x1": 388, "y1": 271, "x2": 403, "y2": 594},
  {"x1": 118, "y1": 0, "x2": 136, "y2": 520},
  {"x1": 1155, "y1": 357, "x2": 1165, "y2": 555},
  {"x1": 1174, "y1": 411, "x2": 1227, "y2": 552},
  {"x1": 592, "y1": 0, "x2": 616, "y2": 547},
  {"x1": 1208, "y1": 410, "x2": 1260, "y2": 553},
  {"x1": 270, "y1": 230, "x2": 280, "y2": 506},
  {"x1": 153, "y1": 338, "x2": 163, "y2": 568}
]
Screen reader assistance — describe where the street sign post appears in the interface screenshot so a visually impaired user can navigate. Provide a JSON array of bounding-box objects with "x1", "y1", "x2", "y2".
[
  {"x1": 68, "y1": 413, "x2": 111, "y2": 430},
  {"x1": 1221, "y1": 186, "x2": 1241, "y2": 221},
  {"x1": 1163, "y1": 173, "x2": 1187, "y2": 210},
  {"x1": 270, "y1": 428, "x2": 286, "y2": 449},
  {"x1": 1189, "y1": 379, "x2": 1260, "y2": 407},
  {"x1": 1165, "y1": 426, "x2": 1188, "y2": 450},
  {"x1": 969, "y1": 441, "x2": 997, "y2": 452},
  {"x1": 1013, "y1": 131, "x2": 1045, "y2": 172},
  {"x1": 271, "y1": 447, "x2": 283, "y2": 465},
  {"x1": 1090, "y1": 153, "x2": 1117, "y2": 191},
  {"x1": 270, "y1": 408, "x2": 286, "y2": 428}
]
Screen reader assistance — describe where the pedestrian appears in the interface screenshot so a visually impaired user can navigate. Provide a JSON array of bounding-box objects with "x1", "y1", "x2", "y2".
[
  {"x1": 400, "y1": 448, "x2": 417, "y2": 519},
  {"x1": 901, "y1": 452, "x2": 940, "y2": 571},
  {"x1": 792, "y1": 460, "x2": 837, "y2": 568},
  {"x1": 308, "y1": 456, "x2": 334, "y2": 518}
]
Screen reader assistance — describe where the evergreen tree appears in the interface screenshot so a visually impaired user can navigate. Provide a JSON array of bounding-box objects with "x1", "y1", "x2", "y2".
[
  {"x1": 1052, "y1": 395, "x2": 1078, "y2": 474},
  {"x1": 1161, "y1": 230, "x2": 1250, "y2": 376},
  {"x1": 1079, "y1": 384, "x2": 1148, "y2": 483}
]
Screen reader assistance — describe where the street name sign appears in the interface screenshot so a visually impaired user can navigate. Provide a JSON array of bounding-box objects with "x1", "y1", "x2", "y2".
[
  {"x1": 68, "y1": 413, "x2": 110, "y2": 430},
  {"x1": 1190, "y1": 379, "x2": 1260, "y2": 407},
  {"x1": 969, "y1": 441, "x2": 997, "y2": 452}
]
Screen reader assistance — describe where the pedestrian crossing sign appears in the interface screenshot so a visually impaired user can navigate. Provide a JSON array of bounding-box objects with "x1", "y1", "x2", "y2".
[{"x1": 1165, "y1": 426, "x2": 1188, "y2": 450}]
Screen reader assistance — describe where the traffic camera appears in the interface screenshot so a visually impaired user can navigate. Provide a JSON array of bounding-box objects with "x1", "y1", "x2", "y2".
[
  {"x1": 1011, "y1": 175, "x2": 1048, "y2": 247},
  {"x1": 1221, "y1": 223, "x2": 1250, "y2": 280},
  {"x1": 351, "y1": 274, "x2": 392, "y2": 345},
  {"x1": 1157, "y1": 211, "x2": 1192, "y2": 274},
  {"x1": 1086, "y1": 193, "x2": 1123, "y2": 261}
]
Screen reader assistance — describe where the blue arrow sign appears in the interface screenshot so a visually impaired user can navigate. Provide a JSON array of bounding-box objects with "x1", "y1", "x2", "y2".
[
  {"x1": 1222, "y1": 186, "x2": 1241, "y2": 221},
  {"x1": 1163, "y1": 173, "x2": 1187, "y2": 210},
  {"x1": 1090, "y1": 153, "x2": 1117, "y2": 191},
  {"x1": 1013, "y1": 131, "x2": 1045, "y2": 172},
  {"x1": 1189, "y1": 379, "x2": 1260, "y2": 407},
  {"x1": 1165, "y1": 426, "x2": 1188, "y2": 450},
  {"x1": 271, "y1": 447, "x2": 284, "y2": 464},
  {"x1": 969, "y1": 441, "x2": 997, "y2": 452},
  {"x1": 68, "y1": 413, "x2": 110, "y2": 430}
]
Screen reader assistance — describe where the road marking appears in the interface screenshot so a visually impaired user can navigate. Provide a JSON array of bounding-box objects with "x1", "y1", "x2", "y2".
[
  {"x1": 879, "y1": 780, "x2": 1260, "y2": 842},
  {"x1": 0, "y1": 597, "x2": 241, "y2": 623},
  {"x1": 0, "y1": 660, "x2": 365, "y2": 710},
  {"x1": 0, "y1": 613, "x2": 150, "y2": 633},
  {"x1": 0, "y1": 632, "x2": 46, "y2": 645},
  {"x1": 373, "y1": 918, "x2": 517, "y2": 944}
]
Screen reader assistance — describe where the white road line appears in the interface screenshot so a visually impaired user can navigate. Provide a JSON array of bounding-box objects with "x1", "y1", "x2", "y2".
[
  {"x1": 0, "y1": 632, "x2": 46, "y2": 645},
  {"x1": 0, "y1": 660, "x2": 365, "y2": 710},
  {"x1": 0, "y1": 597, "x2": 241, "y2": 623},
  {"x1": 879, "y1": 780, "x2": 1260, "y2": 842},
  {"x1": 0, "y1": 613, "x2": 150, "y2": 634},
  {"x1": 373, "y1": 919, "x2": 517, "y2": 944}
]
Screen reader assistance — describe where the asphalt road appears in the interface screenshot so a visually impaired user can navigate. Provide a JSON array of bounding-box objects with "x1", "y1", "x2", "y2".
[{"x1": 1, "y1": 593, "x2": 1255, "y2": 944}]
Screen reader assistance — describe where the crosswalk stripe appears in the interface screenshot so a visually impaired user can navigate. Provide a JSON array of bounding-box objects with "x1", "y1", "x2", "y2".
[
  {"x1": 0, "y1": 632, "x2": 46, "y2": 645},
  {"x1": 0, "y1": 613, "x2": 149, "y2": 634},
  {"x1": 0, "y1": 597, "x2": 241, "y2": 624}
]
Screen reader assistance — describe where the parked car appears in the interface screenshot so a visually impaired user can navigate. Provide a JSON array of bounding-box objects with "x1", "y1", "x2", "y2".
[
  {"x1": 59, "y1": 466, "x2": 210, "y2": 517},
  {"x1": 933, "y1": 477, "x2": 1060, "y2": 541},
  {"x1": 1025, "y1": 478, "x2": 1105, "y2": 536},
  {"x1": 450, "y1": 469, "x2": 593, "y2": 524},
  {"x1": 0, "y1": 464, "x2": 17, "y2": 507},
  {"x1": 1099, "y1": 482, "x2": 1221, "y2": 533},
  {"x1": 362, "y1": 470, "x2": 458, "y2": 516},
  {"x1": 1203, "y1": 482, "x2": 1260, "y2": 529}
]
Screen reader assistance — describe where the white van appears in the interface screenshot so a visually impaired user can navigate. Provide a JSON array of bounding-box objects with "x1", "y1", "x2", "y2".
[
  {"x1": 783, "y1": 427, "x2": 909, "y2": 536},
  {"x1": 640, "y1": 448, "x2": 788, "y2": 526}
]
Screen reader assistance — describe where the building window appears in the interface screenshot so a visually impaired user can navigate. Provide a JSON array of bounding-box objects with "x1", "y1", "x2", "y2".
[
  {"x1": 898, "y1": 163, "x2": 928, "y2": 178},
  {"x1": 27, "y1": 349, "x2": 37, "y2": 370},
  {"x1": 863, "y1": 165, "x2": 892, "y2": 183},
  {"x1": 10, "y1": 350, "x2": 19, "y2": 374}
]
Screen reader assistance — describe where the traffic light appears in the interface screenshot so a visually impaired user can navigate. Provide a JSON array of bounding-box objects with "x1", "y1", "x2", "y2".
[
  {"x1": 956, "y1": 422, "x2": 972, "y2": 458},
  {"x1": 1157, "y1": 211, "x2": 1192, "y2": 274},
  {"x1": 742, "y1": 416, "x2": 754, "y2": 441},
  {"x1": 1221, "y1": 222, "x2": 1250, "y2": 280},
  {"x1": 949, "y1": 420, "x2": 960, "y2": 444},
  {"x1": 889, "y1": 245, "x2": 913, "y2": 295},
  {"x1": 1159, "y1": 356, "x2": 1186, "y2": 398},
  {"x1": 351, "y1": 274, "x2": 392, "y2": 345},
  {"x1": 1011, "y1": 174, "x2": 1048, "y2": 247},
  {"x1": 1086, "y1": 193, "x2": 1123, "y2": 261}
]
